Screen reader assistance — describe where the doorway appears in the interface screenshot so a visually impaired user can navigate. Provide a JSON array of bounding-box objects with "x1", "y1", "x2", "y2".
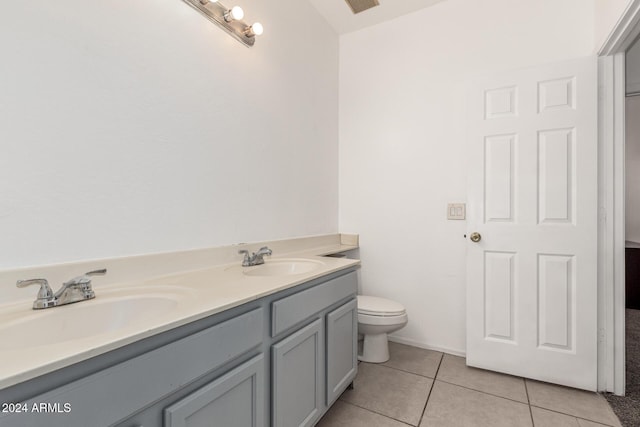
[
  {"x1": 598, "y1": 0, "x2": 640, "y2": 406},
  {"x1": 603, "y1": 38, "x2": 640, "y2": 423}
]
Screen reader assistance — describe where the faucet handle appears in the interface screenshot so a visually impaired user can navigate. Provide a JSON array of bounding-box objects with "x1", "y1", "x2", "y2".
[
  {"x1": 85, "y1": 269, "x2": 107, "y2": 277},
  {"x1": 64, "y1": 269, "x2": 107, "y2": 287},
  {"x1": 16, "y1": 278, "x2": 54, "y2": 300}
]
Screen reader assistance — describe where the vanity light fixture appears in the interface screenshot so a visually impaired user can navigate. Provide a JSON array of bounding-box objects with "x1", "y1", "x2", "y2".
[{"x1": 181, "y1": 0, "x2": 262, "y2": 47}]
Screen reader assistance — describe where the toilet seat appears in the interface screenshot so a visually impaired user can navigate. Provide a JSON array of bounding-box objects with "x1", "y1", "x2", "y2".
[
  {"x1": 357, "y1": 295, "x2": 406, "y2": 317},
  {"x1": 358, "y1": 311, "x2": 408, "y2": 326}
]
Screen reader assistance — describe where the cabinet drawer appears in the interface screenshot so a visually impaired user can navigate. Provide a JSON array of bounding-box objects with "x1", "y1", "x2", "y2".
[
  {"x1": 0, "y1": 308, "x2": 263, "y2": 427},
  {"x1": 271, "y1": 272, "x2": 357, "y2": 337}
]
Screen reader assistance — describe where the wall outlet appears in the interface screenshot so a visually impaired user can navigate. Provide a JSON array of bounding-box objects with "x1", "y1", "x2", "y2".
[{"x1": 447, "y1": 203, "x2": 466, "y2": 220}]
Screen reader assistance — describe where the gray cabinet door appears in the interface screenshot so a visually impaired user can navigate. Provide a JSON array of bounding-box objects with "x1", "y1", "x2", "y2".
[
  {"x1": 164, "y1": 355, "x2": 265, "y2": 427},
  {"x1": 272, "y1": 319, "x2": 323, "y2": 427},
  {"x1": 326, "y1": 298, "x2": 358, "y2": 405}
]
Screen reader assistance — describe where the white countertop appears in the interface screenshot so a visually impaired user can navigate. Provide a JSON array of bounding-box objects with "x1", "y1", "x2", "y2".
[{"x1": 0, "y1": 243, "x2": 359, "y2": 390}]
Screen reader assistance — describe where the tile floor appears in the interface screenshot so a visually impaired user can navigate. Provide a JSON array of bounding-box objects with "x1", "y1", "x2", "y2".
[{"x1": 317, "y1": 342, "x2": 622, "y2": 427}]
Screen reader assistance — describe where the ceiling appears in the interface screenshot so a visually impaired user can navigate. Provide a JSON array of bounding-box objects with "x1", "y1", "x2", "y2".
[{"x1": 308, "y1": 0, "x2": 446, "y2": 35}]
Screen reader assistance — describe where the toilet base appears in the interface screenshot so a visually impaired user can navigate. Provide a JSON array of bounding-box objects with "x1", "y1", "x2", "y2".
[{"x1": 358, "y1": 332, "x2": 390, "y2": 363}]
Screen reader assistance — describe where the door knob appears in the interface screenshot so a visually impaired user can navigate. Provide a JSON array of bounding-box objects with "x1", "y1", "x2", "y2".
[{"x1": 470, "y1": 232, "x2": 481, "y2": 242}]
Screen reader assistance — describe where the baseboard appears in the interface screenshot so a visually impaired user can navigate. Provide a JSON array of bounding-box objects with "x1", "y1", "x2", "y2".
[{"x1": 388, "y1": 335, "x2": 466, "y2": 358}]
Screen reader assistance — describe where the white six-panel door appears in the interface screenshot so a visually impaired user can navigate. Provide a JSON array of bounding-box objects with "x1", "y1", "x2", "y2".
[{"x1": 466, "y1": 57, "x2": 598, "y2": 391}]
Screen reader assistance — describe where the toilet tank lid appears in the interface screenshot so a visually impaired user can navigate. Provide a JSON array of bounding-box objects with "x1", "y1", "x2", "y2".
[{"x1": 357, "y1": 295, "x2": 406, "y2": 316}]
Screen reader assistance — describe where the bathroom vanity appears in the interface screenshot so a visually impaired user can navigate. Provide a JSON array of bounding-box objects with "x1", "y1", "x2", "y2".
[{"x1": 0, "y1": 240, "x2": 359, "y2": 427}]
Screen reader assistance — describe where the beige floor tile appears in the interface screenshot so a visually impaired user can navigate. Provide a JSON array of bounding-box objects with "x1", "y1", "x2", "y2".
[
  {"x1": 531, "y1": 407, "x2": 611, "y2": 427},
  {"x1": 381, "y1": 342, "x2": 443, "y2": 378},
  {"x1": 340, "y1": 363, "x2": 432, "y2": 426},
  {"x1": 526, "y1": 380, "x2": 621, "y2": 427},
  {"x1": 435, "y1": 354, "x2": 528, "y2": 403},
  {"x1": 531, "y1": 406, "x2": 581, "y2": 427},
  {"x1": 317, "y1": 401, "x2": 408, "y2": 427},
  {"x1": 577, "y1": 419, "x2": 613, "y2": 427},
  {"x1": 420, "y1": 381, "x2": 532, "y2": 427}
]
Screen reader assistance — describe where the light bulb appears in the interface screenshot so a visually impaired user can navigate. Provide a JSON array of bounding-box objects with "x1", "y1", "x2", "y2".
[
  {"x1": 231, "y1": 6, "x2": 244, "y2": 20},
  {"x1": 245, "y1": 22, "x2": 263, "y2": 37},
  {"x1": 251, "y1": 22, "x2": 263, "y2": 36},
  {"x1": 224, "y1": 5, "x2": 244, "y2": 21}
]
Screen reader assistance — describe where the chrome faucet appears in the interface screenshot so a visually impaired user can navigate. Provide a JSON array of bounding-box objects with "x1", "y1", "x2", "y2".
[
  {"x1": 238, "y1": 246, "x2": 272, "y2": 267},
  {"x1": 16, "y1": 269, "x2": 107, "y2": 310}
]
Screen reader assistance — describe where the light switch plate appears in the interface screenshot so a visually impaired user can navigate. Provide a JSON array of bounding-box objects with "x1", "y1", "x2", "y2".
[{"x1": 447, "y1": 203, "x2": 466, "y2": 220}]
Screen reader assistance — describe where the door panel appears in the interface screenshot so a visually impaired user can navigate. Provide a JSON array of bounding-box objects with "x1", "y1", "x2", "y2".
[
  {"x1": 538, "y1": 254, "x2": 574, "y2": 350},
  {"x1": 485, "y1": 135, "x2": 516, "y2": 222},
  {"x1": 538, "y1": 128, "x2": 575, "y2": 223},
  {"x1": 466, "y1": 56, "x2": 597, "y2": 391},
  {"x1": 484, "y1": 251, "x2": 515, "y2": 342}
]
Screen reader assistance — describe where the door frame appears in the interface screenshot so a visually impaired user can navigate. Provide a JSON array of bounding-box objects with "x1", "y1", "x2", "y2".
[{"x1": 598, "y1": 0, "x2": 640, "y2": 395}]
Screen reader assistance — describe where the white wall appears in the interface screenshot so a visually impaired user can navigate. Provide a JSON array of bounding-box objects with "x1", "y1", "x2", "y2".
[
  {"x1": 627, "y1": 96, "x2": 640, "y2": 242},
  {"x1": 0, "y1": 0, "x2": 338, "y2": 269},
  {"x1": 339, "y1": 0, "x2": 596, "y2": 354},
  {"x1": 595, "y1": 0, "x2": 631, "y2": 52}
]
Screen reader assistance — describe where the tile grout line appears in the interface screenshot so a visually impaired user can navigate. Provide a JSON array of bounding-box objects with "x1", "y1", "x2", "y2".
[
  {"x1": 524, "y1": 379, "x2": 535, "y2": 427},
  {"x1": 433, "y1": 377, "x2": 531, "y2": 407},
  {"x1": 380, "y1": 363, "x2": 440, "y2": 380},
  {"x1": 528, "y1": 404, "x2": 619, "y2": 427},
  {"x1": 363, "y1": 360, "x2": 439, "y2": 381},
  {"x1": 526, "y1": 378, "x2": 618, "y2": 427},
  {"x1": 576, "y1": 414, "x2": 619, "y2": 427},
  {"x1": 417, "y1": 352, "x2": 445, "y2": 426},
  {"x1": 338, "y1": 400, "x2": 415, "y2": 426}
]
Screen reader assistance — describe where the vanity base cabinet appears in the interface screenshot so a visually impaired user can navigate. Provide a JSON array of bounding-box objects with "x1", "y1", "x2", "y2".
[
  {"x1": 164, "y1": 354, "x2": 264, "y2": 427},
  {"x1": 326, "y1": 299, "x2": 358, "y2": 406},
  {"x1": 270, "y1": 273, "x2": 358, "y2": 427},
  {"x1": 0, "y1": 308, "x2": 264, "y2": 427},
  {"x1": 272, "y1": 319, "x2": 323, "y2": 427},
  {"x1": 0, "y1": 269, "x2": 358, "y2": 427}
]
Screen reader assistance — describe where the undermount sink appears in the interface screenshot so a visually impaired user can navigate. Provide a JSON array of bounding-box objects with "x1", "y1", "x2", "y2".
[
  {"x1": 0, "y1": 287, "x2": 189, "y2": 350},
  {"x1": 242, "y1": 259, "x2": 324, "y2": 277}
]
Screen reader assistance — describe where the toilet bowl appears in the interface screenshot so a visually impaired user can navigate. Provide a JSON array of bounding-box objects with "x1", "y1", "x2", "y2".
[{"x1": 357, "y1": 295, "x2": 408, "y2": 363}]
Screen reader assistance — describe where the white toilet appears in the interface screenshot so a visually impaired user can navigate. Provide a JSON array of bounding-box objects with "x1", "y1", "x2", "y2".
[{"x1": 357, "y1": 295, "x2": 408, "y2": 363}]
